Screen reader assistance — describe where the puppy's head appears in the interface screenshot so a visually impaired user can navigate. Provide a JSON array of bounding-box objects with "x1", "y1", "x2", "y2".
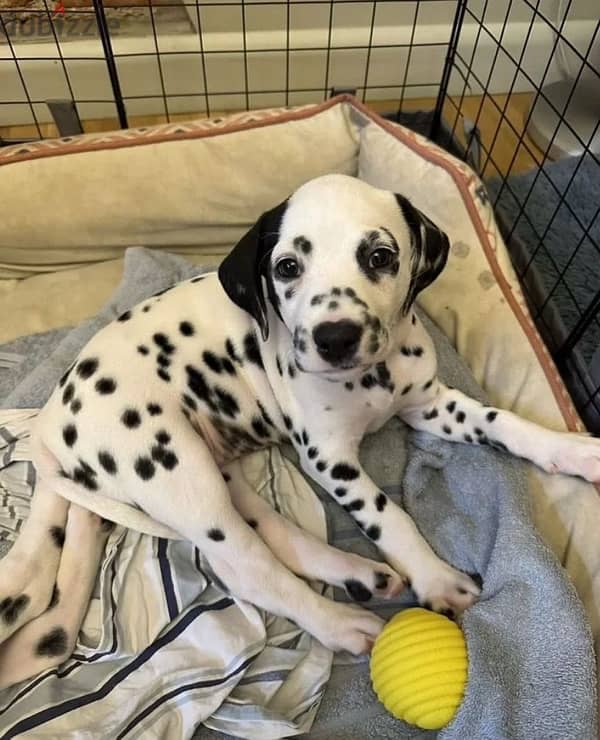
[{"x1": 219, "y1": 174, "x2": 449, "y2": 376}]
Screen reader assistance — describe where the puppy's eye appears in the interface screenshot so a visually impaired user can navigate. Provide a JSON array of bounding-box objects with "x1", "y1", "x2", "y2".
[
  {"x1": 276, "y1": 257, "x2": 301, "y2": 279},
  {"x1": 368, "y1": 248, "x2": 394, "y2": 269}
]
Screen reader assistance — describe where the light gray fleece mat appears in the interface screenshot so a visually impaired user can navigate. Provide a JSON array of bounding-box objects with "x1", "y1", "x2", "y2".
[{"x1": 0, "y1": 247, "x2": 596, "y2": 739}]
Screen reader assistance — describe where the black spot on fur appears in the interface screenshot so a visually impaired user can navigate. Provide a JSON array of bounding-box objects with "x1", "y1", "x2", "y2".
[
  {"x1": 288, "y1": 363, "x2": 296, "y2": 379},
  {"x1": 77, "y1": 357, "x2": 99, "y2": 380},
  {"x1": 446, "y1": 401, "x2": 456, "y2": 413},
  {"x1": 401, "y1": 384, "x2": 413, "y2": 395},
  {"x1": 157, "y1": 354, "x2": 171, "y2": 368},
  {"x1": 276, "y1": 355, "x2": 283, "y2": 376},
  {"x1": 366, "y1": 524, "x2": 381, "y2": 541},
  {"x1": 207, "y1": 528, "x2": 225, "y2": 542},
  {"x1": 423, "y1": 379, "x2": 433, "y2": 390},
  {"x1": 284, "y1": 287, "x2": 294, "y2": 300},
  {"x1": 95, "y1": 377, "x2": 116, "y2": 394},
  {"x1": 328, "y1": 301, "x2": 339, "y2": 310},
  {"x1": 153, "y1": 333, "x2": 175, "y2": 354},
  {"x1": 487, "y1": 410, "x2": 498, "y2": 422},
  {"x1": 375, "y1": 492, "x2": 387, "y2": 512},
  {"x1": 345, "y1": 382, "x2": 354, "y2": 391},
  {"x1": 468, "y1": 572, "x2": 484, "y2": 589},
  {"x1": 345, "y1": 579, "x2": 372, "y2": 602},
  {"x1": 221, "y1": 357, "x2": 236, "y2": 375},
  {"x1": 180, "y1": 321, "x2": 195, "y2": 336},
  {"x1": 121, "y1": 408, "x2": 141, "y2": 429},
  {"x1": 464, "y1": 433, "x2": 473, "y2": 443},
  {"x1": 474, "y1": 427, "x2": 483, "y2": 436},
  {"x1": 48, "y1": 584, "x2": 60, "y2": 609},
  {"x1": 283, "y1": 415, "x2": 293, "y2": 431},
  {"x1": 0, "y1": 594, "x2": 30, "y2": 625},
  {"x1": 182, "y1": 393, "x2": 197, "y2": 411},
  {"x1": 117, "y1": 310, "x2": 131, "y2": 322},
  {"x1": 138, "y1": 345, "x2": 150, "y2": 356},
  {"x1": 155, "y1": 430, "x2": 171, "y2": 445},
  {"x1": 70, "y1": 399, "x2": 82, "y2": 414},
  {"x1": 203, "y1": 351, "x2": 223, "y2": 373},
  {"x1": 361, "y1": 374, "x2": 376, "y2": 389},
  {"x1": 293, "y1": 432, "x2": 302, "y2": 445},
  {"x1": 215, "y1": 387, "x2": 240, "y2": 418},
  {"x1": 151, "y1": 445, "x2": 179, "y2": 470},
  {"x1": 412, "y1": 314, "x2": 417, "y2": 325},
  {"x1": 98, "y1": 451, "x2": 117, "y2": 474},
  {"x1": 36, "y1": 627, "x2": 68, "y2": 657},
  {"x1": 423, "y1": 408, "x2": 438, "y2": 420},
  {"x1": 226, "y1": 338, "x2": 243, "y2": 365},
  {"x1": 135, "y1": 456, "x2": 155, "y2": 481},
  {"x1": 301, "y1": 429, "x2": 309, "y2": 445},
  {"x1": 62, "y1": 383, "x2": 75, "y2": 405},
  {"x1": 63, "y1": 424, "x2": 77, "y2": 447},
  {"x1": 186, "y1": 365, "x2": 215, "y2": 410},
  {"x1": 294, "y1": 236, "x2": 312, "y2": 254},
  {"x1": 307, "y1": 446, "x2": 318, "y2": 460},
  {"x1": 331, "y1": 463, "x2": 360, "y2": 481},
  {"x1": 244, "y1": 332, "x2": 264, "y2": 369},
  {"x1": 456, "y1": 411, "x2": 466, "y2": 423},
  {"x1": 344, "y1": 499, "x2": 365, "y2": 512},
  {"x1": 252, "y1": 418, "x2": 270, "y2": 438},
  {"x1": 334, "y1": 487, "x2": 347, "y2": 497},
  {"x1": 316, "y1": 460, "x2": 328, "y2": 472},
  {"x1": 310, "y1": 294, "x2": 324, "y2": 306},
  {"x1": 375, "y1": 572, "x2": 389, "y2": 590},
  {"x1": 147, "y1": 403, "x2": 162, "y2": 416},
  {"x1": 59, "y1": 363, "x2": 75, "y2": 388},
  {"x1": 142, "y1": 305, "x2": 151, "y2": 313},
  {"x1": 442, "y1": 424, "x2": 452, "y2": 435},
  {"x1": 50, "y1": 526, "x2": 65, "y2": 548}
]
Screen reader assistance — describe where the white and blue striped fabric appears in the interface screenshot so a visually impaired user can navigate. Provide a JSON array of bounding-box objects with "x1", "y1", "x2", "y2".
[{"x1": 0, "y1": 410, "x2": 334, "y2": 739}]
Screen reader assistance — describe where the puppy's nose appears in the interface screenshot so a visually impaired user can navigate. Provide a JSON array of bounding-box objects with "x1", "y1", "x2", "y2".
[{"x1": 312, "y1": 321, "x2": 363, "y2": 364}]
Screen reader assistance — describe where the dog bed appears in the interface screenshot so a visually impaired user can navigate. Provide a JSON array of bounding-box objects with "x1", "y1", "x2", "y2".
[{"x1": 0, "y1": 96, "x2": 598, "y2": 736}]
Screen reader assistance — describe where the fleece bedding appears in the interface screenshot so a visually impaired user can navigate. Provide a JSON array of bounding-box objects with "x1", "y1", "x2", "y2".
[{"x1": 0, "y1": 247, "x2": 596, "y2": 739}]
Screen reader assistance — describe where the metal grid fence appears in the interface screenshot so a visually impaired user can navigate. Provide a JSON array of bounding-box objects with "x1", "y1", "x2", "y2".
[{"x1": 1, "y1": 0, "x2": 599, "y2": 430}]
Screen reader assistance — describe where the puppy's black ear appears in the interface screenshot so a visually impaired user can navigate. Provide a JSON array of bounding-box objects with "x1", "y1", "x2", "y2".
[
  {"x1": 395, "y1": 194, "x2": 450, "y2": 313},
  {"x1": 218, "y1": 200, "x2": 288, "y2": 341}
]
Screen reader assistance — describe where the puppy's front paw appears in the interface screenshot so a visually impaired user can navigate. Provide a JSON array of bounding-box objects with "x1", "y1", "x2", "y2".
[
  {"x1": 313, "y1": 602, "x2": 385, "y2": 655},
  {"x1": 411, "y1": 563, "x2": 481, "y2": 618},
  {"x1": 543, "y1": 432, "x2": 600, "y2": 483},
  {"x1": 342, "y1": 558, "x2": 407, "y2": 602}
]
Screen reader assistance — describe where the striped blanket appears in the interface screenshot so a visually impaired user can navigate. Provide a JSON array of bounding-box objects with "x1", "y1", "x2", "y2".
[{"x1": 0, "y1": 410, "x2": 334, "y2": 739}]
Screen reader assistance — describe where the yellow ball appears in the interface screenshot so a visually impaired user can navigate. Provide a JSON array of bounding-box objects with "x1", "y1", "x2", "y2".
[{"x1": 370, "y1": 608, "x2": 468, "y2": 730}]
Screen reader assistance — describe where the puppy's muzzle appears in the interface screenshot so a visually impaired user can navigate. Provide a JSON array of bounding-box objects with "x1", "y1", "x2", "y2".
[{"x1": 312, "y1": 320, "x2": 363, "y2": 365}]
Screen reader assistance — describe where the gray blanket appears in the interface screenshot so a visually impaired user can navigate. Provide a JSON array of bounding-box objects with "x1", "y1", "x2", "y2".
[{"x1": 1, "y1": 248, "x2": 596, "y2": 739}]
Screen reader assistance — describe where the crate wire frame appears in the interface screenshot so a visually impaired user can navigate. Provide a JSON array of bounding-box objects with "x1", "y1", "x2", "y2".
[{"x1": 1, "y1": 0, "x2": 600, "y2": 431}]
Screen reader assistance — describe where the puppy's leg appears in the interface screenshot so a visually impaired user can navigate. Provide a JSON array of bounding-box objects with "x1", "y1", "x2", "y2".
[
  {"x1": 132, "y1": 429, "x2": 384, "y2": 655},
  {"x1": 0, "y1": 505, "x2": 111, "y2": 689},
  {"x1": 400, "y1": 381, "x2": 600, "y2": 482},
  {"x1": 0, "y1": 484, "x2": 69, "y2": 644},
  {"x1": 225, "y1": 467, "x2": 406, "y2": 601},
  {"x1": 297, "y1": 447, "x2": 481, "y2": 617}
]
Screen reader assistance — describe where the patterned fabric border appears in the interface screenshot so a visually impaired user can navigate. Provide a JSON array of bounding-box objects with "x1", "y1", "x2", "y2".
[{"x1": 0, "y1": 102, "x2": 321, "y2": 166}]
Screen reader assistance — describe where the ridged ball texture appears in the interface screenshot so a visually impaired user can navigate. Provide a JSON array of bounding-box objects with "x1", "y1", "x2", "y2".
[{"x1": 370, "y1": 608, "x2": 468, "y2": 730}]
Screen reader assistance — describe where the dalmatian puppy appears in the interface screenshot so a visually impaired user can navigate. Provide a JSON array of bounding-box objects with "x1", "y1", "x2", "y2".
[{"x1": 1, "y1": 174, "x2": 599, "y2": 688}]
